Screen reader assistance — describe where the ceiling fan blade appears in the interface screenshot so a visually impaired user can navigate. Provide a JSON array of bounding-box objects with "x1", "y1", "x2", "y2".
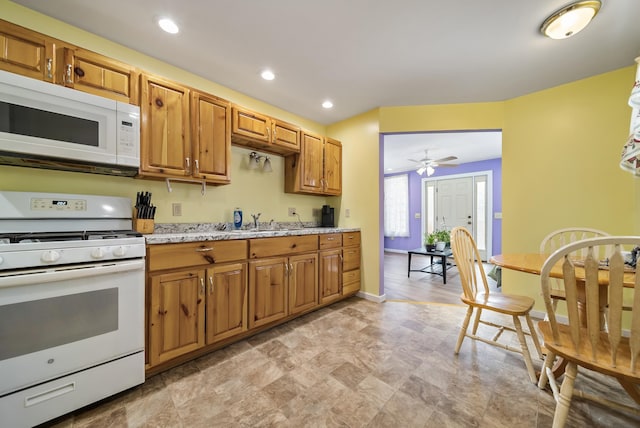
[
  {"x1": 433, "y1": 156, "x2": 457, "y2": 163},
  {"x1": 408, "y1": 159, "x2": 422, "y2": 163},
  {"x1": 436, "y1": 163, "x2": 459, "y2": 167}
]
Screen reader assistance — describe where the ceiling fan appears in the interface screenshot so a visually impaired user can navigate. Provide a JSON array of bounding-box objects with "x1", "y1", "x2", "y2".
[{"x1": 409, "y1": 150, "x2": 459, "y2": 176}]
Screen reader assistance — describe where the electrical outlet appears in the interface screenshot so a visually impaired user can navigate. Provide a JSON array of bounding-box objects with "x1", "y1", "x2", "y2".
[
  {"x1": 288, "y1": 207, "x2": 296, "y2": 217},
  {"x1": 345, "y1": 208, "x2": 350, "y2": 218},
  {"x1": 172, "y1": 203, "x2": 182, "y2": 216}
]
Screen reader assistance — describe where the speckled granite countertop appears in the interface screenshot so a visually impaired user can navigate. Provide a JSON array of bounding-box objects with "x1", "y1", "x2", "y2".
[{"x1": 144, "y1": 223, "x2": 360, "y2": 245}]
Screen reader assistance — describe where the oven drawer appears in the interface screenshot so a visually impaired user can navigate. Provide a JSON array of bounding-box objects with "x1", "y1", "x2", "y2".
[
  {"x1": 0, "y1": 351, "x2": 144, "y2": 428},
  {"x1": 148, "y1": 240, "x2": 248, "y2": 271}
]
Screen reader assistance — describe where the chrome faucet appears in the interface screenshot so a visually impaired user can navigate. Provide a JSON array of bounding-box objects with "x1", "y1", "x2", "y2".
[{"x1": 251, "y1": 213, "x2": 261, "y2": 229}]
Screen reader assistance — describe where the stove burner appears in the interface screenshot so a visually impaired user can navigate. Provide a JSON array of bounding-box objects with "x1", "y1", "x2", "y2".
[{"x1": 0, "y1": 230, "x2": 142, "y2": 244}]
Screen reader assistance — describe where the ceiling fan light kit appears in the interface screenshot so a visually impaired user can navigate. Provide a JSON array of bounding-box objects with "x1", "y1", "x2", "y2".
[
  {"x1": 410, "y1": 150, "x2": 459, "y2": 176},
  {"x1": 540, "y1": 0, "x2": 601, "y2": 40}
]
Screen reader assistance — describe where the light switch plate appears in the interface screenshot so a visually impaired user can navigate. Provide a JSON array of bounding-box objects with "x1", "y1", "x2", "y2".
[{"x1": 172, "y1": 203, "x2": 182, "y2": 216}]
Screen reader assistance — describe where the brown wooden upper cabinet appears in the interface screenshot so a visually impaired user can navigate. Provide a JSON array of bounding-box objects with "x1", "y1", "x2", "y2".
[
  {"x1": 0, "y1": 20, "x2": 56, "y2": 82},
  {"x1": 58, "y1": 47, "x2": 139, "y2": 104},
  {"x1": 139, "y1": 73, "x2": 191, "y2": 178},
  {"x1": 231, "y1": 105, "x2": 300, "y2": 155},
  {"x1": 139, "y1": 74, "x2": 232, "y2": 185},
  {"x1": 284, "y1": 131, "x2": 342, "y2": 196},
  {"x1": 191, "y1": 91, "x2": 232, "y2": 184}
]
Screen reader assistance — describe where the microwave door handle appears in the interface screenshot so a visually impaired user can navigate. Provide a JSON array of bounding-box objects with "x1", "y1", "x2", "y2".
[{"x1": 0, "y1": 260, "x2": 144, "y2": 289}]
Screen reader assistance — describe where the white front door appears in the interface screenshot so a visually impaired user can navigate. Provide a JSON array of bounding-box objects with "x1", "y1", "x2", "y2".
[
  {"x1": 436, "y1": 177, "x2": 473, "y2": 231},
  {"x1": 423, "y1": 173, "x2": 491, "y2": 260}
]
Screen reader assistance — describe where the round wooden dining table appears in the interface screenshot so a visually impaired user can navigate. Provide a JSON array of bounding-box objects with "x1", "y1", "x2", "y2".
[
  {"x1": 490, "y1": 253, "x2": 636, "y2": 287},
  {"x1": 490, "y1": 252, "x2": 636, "y2": 379}
]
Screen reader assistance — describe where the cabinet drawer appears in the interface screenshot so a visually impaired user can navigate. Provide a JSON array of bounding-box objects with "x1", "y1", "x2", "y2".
[
  {"x1": 343, "y1": 247, "x2": 361, "y2": 271},
  {"x1": 343, "y1": 231, "x2": 360, "y2": 247},
  {"x1": 343, "y1": 268, "x2": 360, "y2": 295},
  {"x1": 249, "y1": 235, "x2": 318, "y2": 258},
  {"x1": 319, "y1": 233, "x2": 342, "y2": 249},
  {"x1": 148, "y1": 240, "x2": 247, "y2": 271},
  {"x1": 343, "y1": 269, "x2": 360, "y2": 285}
]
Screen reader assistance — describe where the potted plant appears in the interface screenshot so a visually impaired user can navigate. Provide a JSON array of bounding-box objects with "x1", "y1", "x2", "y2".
[
  {"x1": 434, "y1": 229, "x2": 451, "y2": 251},
  {"x1": 424, "y1": 232, "x2": 437, "y2": 251}
]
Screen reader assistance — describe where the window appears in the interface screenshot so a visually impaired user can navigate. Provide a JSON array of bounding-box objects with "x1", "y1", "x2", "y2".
[{"x1": 384, "y1": 174, "x2": 409, "y2": 237}]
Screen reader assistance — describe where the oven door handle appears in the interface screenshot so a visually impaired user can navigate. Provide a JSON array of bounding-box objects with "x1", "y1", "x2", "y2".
[{"x1": 0, "y1": 259, "x2": 145, "y2": 289}]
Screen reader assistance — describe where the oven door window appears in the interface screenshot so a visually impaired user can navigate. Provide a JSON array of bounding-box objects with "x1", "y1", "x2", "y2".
[{"x1": 0, "y1": 288, "x2": 118, "y2": 361}]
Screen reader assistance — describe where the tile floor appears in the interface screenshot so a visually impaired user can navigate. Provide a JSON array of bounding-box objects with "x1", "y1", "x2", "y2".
[{"x1": 41, "y1": 296, "x2": 640, "y2": 428}]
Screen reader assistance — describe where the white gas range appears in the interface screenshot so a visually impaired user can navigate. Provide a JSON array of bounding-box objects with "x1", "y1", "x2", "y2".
[{"x1": 0, "y1": 191, "x2": 146, "y2": 427}]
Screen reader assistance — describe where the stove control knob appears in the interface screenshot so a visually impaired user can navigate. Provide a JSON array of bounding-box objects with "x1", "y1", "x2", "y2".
[
  {"x1": 41, "y1": 250, "x2": 60, "y2": 263},
  {"x1": 91, "y1": 248, "x2": 106, "y2": 259},
  {"x1": 113, "y1": 246, "x2": 127, "y2": 257}
]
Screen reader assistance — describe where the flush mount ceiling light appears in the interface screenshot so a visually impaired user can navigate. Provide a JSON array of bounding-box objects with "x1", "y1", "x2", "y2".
[
  {"x1": 261, "y1": 70, "x2": 275, "y2": 81},
  {"x1": 158, "y1": 18, "x2": 179, "y2": 34},
  {"x1": 540, "y1": 0, "x2": 601, "y2": 40}
]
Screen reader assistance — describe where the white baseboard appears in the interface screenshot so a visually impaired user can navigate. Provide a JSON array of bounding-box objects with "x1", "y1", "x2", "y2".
[
  {"x1": 383, "y1": 248, "x2": 407, "y2": 254},
  {"x1": 357, "y1": 291, "x2": 386, "y2": 303}
]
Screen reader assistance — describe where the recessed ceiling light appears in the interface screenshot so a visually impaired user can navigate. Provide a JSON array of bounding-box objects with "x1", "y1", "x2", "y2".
[
  {"x1": 261, "y1": 70, "x2": 275, "y2": 81},
  {"x1": 322, "y1": 100, "x2": 333, "y2": 109},
  {"x1": 158, "y1": 18, "x2": 179, "y2": 34}
]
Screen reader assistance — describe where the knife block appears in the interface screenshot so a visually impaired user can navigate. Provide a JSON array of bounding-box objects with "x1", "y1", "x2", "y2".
[{"x1": 134, "y1": 219, "x2": 155, "y2": 234}]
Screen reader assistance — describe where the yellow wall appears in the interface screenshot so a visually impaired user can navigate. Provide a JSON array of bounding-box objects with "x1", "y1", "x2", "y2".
[
  {"x1": 327, "y1": 109, "x2": 381, "y2": 295},
  {"x1": 379, "y1": 102, "x2": 504, "y2": 132},
  {"x1": 501, "y1": 67, "x2": 637, "y2": 306}
]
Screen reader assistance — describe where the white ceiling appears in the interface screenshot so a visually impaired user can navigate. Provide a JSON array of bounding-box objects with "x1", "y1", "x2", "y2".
[
  {"x1": 11, "y1": 0, "x2": 640, "y2": 170},
  {"x1": 384, "y1": 131, "x2": 502, "y2": 173}
]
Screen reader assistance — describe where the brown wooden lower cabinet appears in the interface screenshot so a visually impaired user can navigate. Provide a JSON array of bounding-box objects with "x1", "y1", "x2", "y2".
[
  {"x1": 206, "y1": 262, "x2": 247, "y2": 344},
  {"x1": 149, "y1": 269, "x2": 205, "y2": 366},
  {"x1": 319, "y1": 248, "x2": 342, "y2": 304},
  {"x1": 248, "y1": 257, "x2": 288, "y2": 329},
  {"x1": 289, "y1": 253, "x2": 319, "y2": 315},
  {"x1": 146, "y1": 232, "x2": 360, "y2": 375}
]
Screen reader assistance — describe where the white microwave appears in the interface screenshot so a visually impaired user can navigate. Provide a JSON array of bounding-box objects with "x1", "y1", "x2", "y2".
[{"x1": 0, "y1": 70, "x2": 140, "y2": 176}]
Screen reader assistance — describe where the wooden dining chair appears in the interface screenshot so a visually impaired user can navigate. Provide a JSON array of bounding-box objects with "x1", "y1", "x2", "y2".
[
  {"x1": 450, "y1": 227, "x2": 543, "y2": 383},
  {"x1": 540, "y1": 227, "x2": 610, "y2": 311},
  {"x1": 537, "y1": 236, "x2": 640, "y2": 428}
]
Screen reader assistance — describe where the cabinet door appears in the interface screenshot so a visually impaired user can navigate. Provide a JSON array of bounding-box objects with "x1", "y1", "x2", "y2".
[
  {"x1": 298, "y1": 131, "x2": 324, "y2": 193},
  {"x1": 140, "y1": 74, "x2": 191, "y2": 177},
  {"x1": 232, "y1": 106, "x2": 270, "y2": 143},
  {"x1": 60, "y1": 47, "x2": 138, "y2": 104},
  {"x1": 323, "y1": 138, "x2": 342, "y2": 195},
  {"x1": 206, "y1": 263, "x2": 247, "y2": 344},
  {"x1": 272, "y1": 119, "x2": 300, "y2": 153},
  {"x1": 0, "y1": 20, "x2": 55, "y2": 82},
  {"x1": 192, "y1": 91, "x2": 231, "y2": 183},
  {"x1": 289, "y1": 253, "x2": 318, "y2": 315},
  {"x1": 149, "y1": 269, "x2": 205, "y2": 366},
  {"x1": 319, "y1": 249, "x2": 342, "y2": 304},
  {"x1": 248, "y1": 257, "x2": 288, "y2": 328}
]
